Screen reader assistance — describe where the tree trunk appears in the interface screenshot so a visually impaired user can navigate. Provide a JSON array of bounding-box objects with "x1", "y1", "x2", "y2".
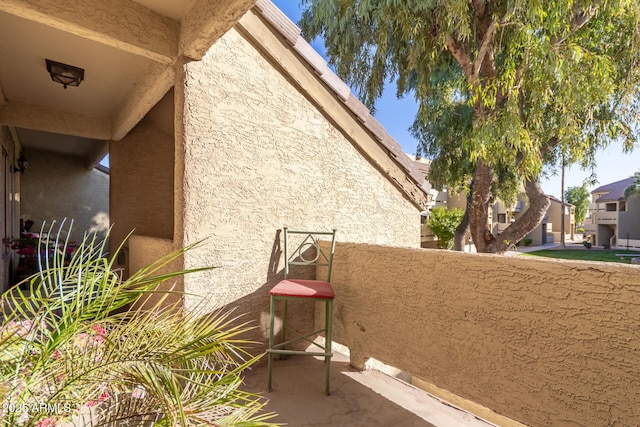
[
  {"x1": 469, "y1": 160, "x2": 495, "y2": 252},
  {"x1": 453, "y1": 180, "x2": 474, "y2": 251},
  {"x1": 561, "y1": 153, "x2": 566, "y2": 249},
  {"x1": 453, "y1": 208, "x2": 470, "y2": 251},
  {"x1": 496, "y1": 179, "x2": 551, "y2": 252},
  {"x1": 469, "y1": 163, "x2": 550, "y2": 254}
]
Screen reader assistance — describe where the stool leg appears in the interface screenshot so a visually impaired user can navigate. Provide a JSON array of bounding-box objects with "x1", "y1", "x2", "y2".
[
  {"x1": 325, "y1": 298, "x2": 333, "y2": 395},
  {"x1": 267, "y1": 295, "x2": 276, "y2": 392},
  {"x1": 282, "y1": 298, "x2": 288, "y2": 349}
]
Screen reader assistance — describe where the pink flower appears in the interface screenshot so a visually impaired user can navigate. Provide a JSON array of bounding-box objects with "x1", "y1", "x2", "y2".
[
  {"x1": 18, "y1": 246, "x2": 35, "y2": 255},
  {"x1": 98, "y1": 391, "x2": 109, "y2": 402},
  {"x1": 52, "y1": 349, "x2": 62, "y2": 359},
  {"x1": 74, "y1": 333, "x2": 90, "y2": 349},
  {"x1": 131, "y1": 385, "x2": 146, "y2": 399},
  {"x1": 85, "y1": 400, "x2": 97, "y2": 408},
  {"x1": 92, "y1": 324, "x2": 106, "y2": 342},
  {"x1": 36, "y1": 418, "x2": 57, "y2": 427},
  {"x1": 2, "y1": 320, "x2": 39, "y2": 340}
]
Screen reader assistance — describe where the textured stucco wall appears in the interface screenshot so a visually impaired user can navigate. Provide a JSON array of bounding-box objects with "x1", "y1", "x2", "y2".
[
  {"x1": 179, "y1": 27, "x2": 419, "y2": 335},
  {"x1": 619, "y1": 195, "x2": 640, "y2": 240},
  {"x1": 21, "y1": 149, "x2": 108, "y2": 243},
  {"x1": 327, "y1": 242, "x2": 640, "y2": 427},
  {"x1": 110, "y1": 120, "x2": 174, "y2": 271},
  {"x1": 129, "y1": 235, "x2": 182, "y2": 311},
  {"x1": 547, "y1": 199, "x2": 573, "y2": 238}
]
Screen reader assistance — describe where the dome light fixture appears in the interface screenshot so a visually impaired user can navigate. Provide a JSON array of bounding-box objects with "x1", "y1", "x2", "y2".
[{"x1": 45, "y1": 59, "x2": 84, "y2": 89}]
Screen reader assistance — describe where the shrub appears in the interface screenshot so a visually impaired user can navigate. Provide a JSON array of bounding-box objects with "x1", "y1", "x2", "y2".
[
  {"x1": 523, "y1": 238, "x2": 533, "y2": 246},
  {"x1": 0, "y1": 222, "x2": 276, "y2": 427},
  {"x1": 426, "y1": 207, "x2": 465, "y2": 249}
]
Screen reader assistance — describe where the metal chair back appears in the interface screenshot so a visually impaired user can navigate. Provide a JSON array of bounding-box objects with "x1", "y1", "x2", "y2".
[{"x1": 283, "y1": 228, "x2": 337, "y2": 282}]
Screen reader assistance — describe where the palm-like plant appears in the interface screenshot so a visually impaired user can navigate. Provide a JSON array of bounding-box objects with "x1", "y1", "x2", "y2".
[
  {"x1": 624, "y1": 170, "x2": 640, "y2": 199},
  {"x1": 0, "y1": 222, "x2": 277, "y2": 426}
]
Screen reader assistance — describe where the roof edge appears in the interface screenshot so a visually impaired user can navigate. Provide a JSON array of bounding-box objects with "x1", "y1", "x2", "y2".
[{"x1": 246, "y1": 0, "x2": 431, "y2": 208}]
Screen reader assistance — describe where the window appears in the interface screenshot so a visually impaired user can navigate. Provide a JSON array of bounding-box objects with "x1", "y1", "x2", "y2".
[{"x1": 498, "y1": 213, "x2": 507, "y2": 223}]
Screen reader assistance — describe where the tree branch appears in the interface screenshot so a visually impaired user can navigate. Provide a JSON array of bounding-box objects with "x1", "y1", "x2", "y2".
[
  {"x1": 445, "y1": 34, "x2": 475, "y2": 82},
  {"x1": 498, "y1": 179, "x2": 550, "y2": 252},
  {"x1": 551, "y1": 6, "x2": 596, "y2": 45},
  {"x1": 471, "y1": 0, "x2": 486, "y2": 19},
  {"x1": 473, "y1": 21, "x2": 496, "y2": 75}
]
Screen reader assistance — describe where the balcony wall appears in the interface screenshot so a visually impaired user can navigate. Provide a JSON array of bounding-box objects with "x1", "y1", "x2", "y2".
[
  {"x1": 323, "y1": 242, "x2": 640, "y2": 426},
  {"x1": 129, "y1": 235, "x2": 182, "y2": 311},
  {"x1": 596, "y1": 211, "x2": 617, "y2": 224},
  {"x1": 495, "y1": 222, "x2": 509, "y2": 233}
]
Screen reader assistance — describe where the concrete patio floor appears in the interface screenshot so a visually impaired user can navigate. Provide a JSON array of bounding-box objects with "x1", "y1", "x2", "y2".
[{"x1": 243, "y1": 350, "x2": 497, "y2": 427}]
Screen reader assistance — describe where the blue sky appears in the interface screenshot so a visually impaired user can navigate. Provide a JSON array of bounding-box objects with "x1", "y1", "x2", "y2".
[{"x1": 271, "y1": 0, "x2": 639, "y2": 199}]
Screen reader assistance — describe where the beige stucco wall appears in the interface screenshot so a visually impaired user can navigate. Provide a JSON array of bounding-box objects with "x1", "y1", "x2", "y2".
[
  {"x1": 619, "y1": 195, "x2": 640, "y2": 241},
  {"x1": 110, "y1": 120, "x2": 174, "y2": 272},
  {"x1": 326, "y1": 242, "x2": 640, "y2": 426},
  {"x1": 179, "y1": 27, "x2": 419, "y2": 335},
  {"x1": 20, "y1": 149, "x2": 108, "y2": 243},
  {"x1": 547, "y1": 199, "x2": 574, "y2": 239},
  {"x1": 128, "y1": 235, "x2": 182, "y2": 311}
]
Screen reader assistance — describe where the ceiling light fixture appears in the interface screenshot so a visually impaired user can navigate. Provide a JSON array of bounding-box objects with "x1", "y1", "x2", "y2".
[
  {"x1": 45, "y1": 59, "x2": 84, "y2": 89},
  {"x1": 14, "y1": 153, "x2": 28, "y2": 174}
]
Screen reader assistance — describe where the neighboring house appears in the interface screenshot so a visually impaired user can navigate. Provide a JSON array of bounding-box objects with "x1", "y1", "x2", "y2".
[
  {"x1": 547, "y1": 195, "x2": 575, "y2": 242},
  {"x1": 494, "y1": 194, "x2": 575, "y2": 246},
  {"x1": 584, "y1": 177, "x2": 640, "y2": 249},
  {"x1": 407, "y1": 156, "x2": 440, "y2": 246},
  {"x1": 409, "y1": 156, "x2": 575, "y2": 247},
  {"x1": 0, "y1": 1, "x2": 432, "y2": 333}
]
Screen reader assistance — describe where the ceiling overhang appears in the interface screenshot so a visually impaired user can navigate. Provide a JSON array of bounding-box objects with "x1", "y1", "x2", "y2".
[{"x1": 0, "y1": 0, "x2": 256, "y2": 161}]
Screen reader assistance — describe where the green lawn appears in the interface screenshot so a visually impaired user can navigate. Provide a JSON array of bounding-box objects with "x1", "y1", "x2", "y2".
[{"x1": 522, "y1": 249, "x2": 640, "y2": 264}]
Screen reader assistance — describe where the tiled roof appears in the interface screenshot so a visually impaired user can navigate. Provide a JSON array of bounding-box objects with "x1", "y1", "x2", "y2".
[
  {"x1": 547, "y1": 195, "x2": 575, "y2": 207},
  {"x1": 405, "y1": 154, "x2": 431, "y2": 176},
  {"x1": 592, "y1": 177, "x2": 635, "y2": 202},
  {"x1": 253, "y1": 0, "x2": 432, "y2": 198}
]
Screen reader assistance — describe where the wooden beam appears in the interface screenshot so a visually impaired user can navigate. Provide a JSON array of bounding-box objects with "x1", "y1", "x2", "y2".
[
  {"x1": 0, "y1": 0, "x2": 178, "y2": 64},
  {"x1": 111, "y1": 63, "x2": 174, "y2": 141},
  {"x1": 180, "y1": 0, "x2": 256, "y2": 60},
  {"x1": 0, "y1": 101, "x2": 111, "y2": 140}
]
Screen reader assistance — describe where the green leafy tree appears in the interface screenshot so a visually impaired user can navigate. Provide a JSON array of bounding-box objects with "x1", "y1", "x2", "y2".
[
  {"x1": 426, "y1": 207, "x2": 465, "y2": 249},
  {"x1": 300, "y1": 0, "x2": 640, "y2": 253},
  {"x1": 565, "y1": 184, "x2": 591, "y2": 226},
  {"x1": 0, "y1": 223, "x2": 276, "y2": 427},
  {"x1": 624, "y1": 170, "x2": 640, "y2": 198}
]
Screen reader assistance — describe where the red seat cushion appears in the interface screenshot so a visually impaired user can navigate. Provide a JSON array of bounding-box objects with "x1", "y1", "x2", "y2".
[{"x1": 270, "y1": 279, "x2": 335, "y2": 299}]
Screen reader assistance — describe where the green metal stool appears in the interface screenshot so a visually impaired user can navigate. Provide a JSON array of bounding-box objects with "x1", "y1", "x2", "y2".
[{"x1": 267, "y1": 228, "x2": 337, "y2": 395}]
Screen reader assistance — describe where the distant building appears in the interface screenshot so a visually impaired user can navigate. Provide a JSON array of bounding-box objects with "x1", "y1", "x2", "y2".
[
  {"x1": 408, "y1": 155, "x2": 576, "y2": 247},
  {"x1": 584, "y1": 177, "x2": 640, "y2": 249}
]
